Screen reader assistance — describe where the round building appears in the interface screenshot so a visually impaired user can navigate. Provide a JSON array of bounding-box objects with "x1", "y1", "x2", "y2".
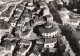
[{"x1": 38, "y1": 22, "x2": 59, "y2": 38}]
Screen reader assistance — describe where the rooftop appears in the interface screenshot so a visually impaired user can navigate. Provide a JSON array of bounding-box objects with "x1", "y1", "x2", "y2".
[
  {"x1": 72, "y1": 30, "x2": 80, "y2": 41},
  {"x1": 21, "y1": 29, "x2": 31, "y2": 36},
  {"x1": 68, "y1": 19, "x2": 79, "y2": 23},
  {"x1": 2, "y1": 0, "x2": 22, "y2": 3},
  {"x1": 20, "y1": 40, "x2": 31, "y2": 44},
  {"x1": 58, "y1": 36, "x2": 68, "y2": 44},
  {"x1": 0, "y1": 4, "x2": 15, "y2": 17},
  {"x1": 17, "y1": 48, "x2": 27, "y2": 53},
  {"x1": 0, "y1": 51, "x2": 6, "y2": 56},
  {"x1": 39, "y1": 2, "x2": 47, "y2": 6},
  {"x1": 44, "y1": 38, "x2": 57, "y2": 43},
  {"x1": 3, "y1": 37, "x2": 19, "y2": 46},
  {"x1": 26, "y1": 5, "x2": 35, "y2": 10},
  {"x1": 0, "y1": 22, "x2": 10, "y2": 29},
  {"x1": 36, "y1": 39, "x2": 44, "y2": 43},
  {"x1": 45, "y1": 14, "x2": 52, "y2": 18},
  {"x1": 0, "y1": 4, "x2": 7, "y2": 12},
  {"x1": 38, "y1": 22, "x2": 58, "y2": 33},
  {"x1": 10, "y1": 19, "x2": 17, "y2": 23},
  {"x1": 57, "y1": 37, "x2": 63, "y2": 45},
  {"x1": 0, "y1": 46, "x2": 5, "y2": 51},
  {"x1": 13, "y1": 10, "x2": 21, "y2": 17},
  {"x1": 16, "y1": 4, "x2": 24, "y2": 10},
  {"x1": 27, "y1": 33, "x2": 41, "y2": 40}
]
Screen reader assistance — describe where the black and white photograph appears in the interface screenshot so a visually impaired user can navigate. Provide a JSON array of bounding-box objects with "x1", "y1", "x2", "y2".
[{"x1": 0, "y1": 0, "x2": 80, "y2": 56}]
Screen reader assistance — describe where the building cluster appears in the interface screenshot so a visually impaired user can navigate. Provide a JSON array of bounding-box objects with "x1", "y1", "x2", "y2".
[
  {"x1": 0, "y1": 1, "x2": 33, "y2": 56},
  {"x1": 55, "y1": 0, "x2": 80, "y2": 56},
  {"x1": 57, "y1": 36, "x2": 75, "y2": 56},
  {"x1": 32, "y1": 21, "x2": 75, "y2": 56},
  {"x1": 0, "y1": 0, "x2": 54, "y2": 56},
  {"x1": 58, "y1": 7, "x2": 80, "y2": 28},
  {"x1": 62, "y1": 22, "x2": 80, "y2": 56},
  {"x1": 0, "y1": 0, "x2": 79, "y2": 56}
]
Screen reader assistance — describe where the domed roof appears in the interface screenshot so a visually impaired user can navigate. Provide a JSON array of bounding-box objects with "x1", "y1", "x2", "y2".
[
  {"x1": 38, "y1": 22, "x2": 58, "y2": 33},
  {"x1": 44, "y1": 22, "x2": 53, "y2": 28}
]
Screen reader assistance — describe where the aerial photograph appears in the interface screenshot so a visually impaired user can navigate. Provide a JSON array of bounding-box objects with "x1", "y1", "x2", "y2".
[{"x1": 0, "y1": 0, "x2": 80, "y2": 56}]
